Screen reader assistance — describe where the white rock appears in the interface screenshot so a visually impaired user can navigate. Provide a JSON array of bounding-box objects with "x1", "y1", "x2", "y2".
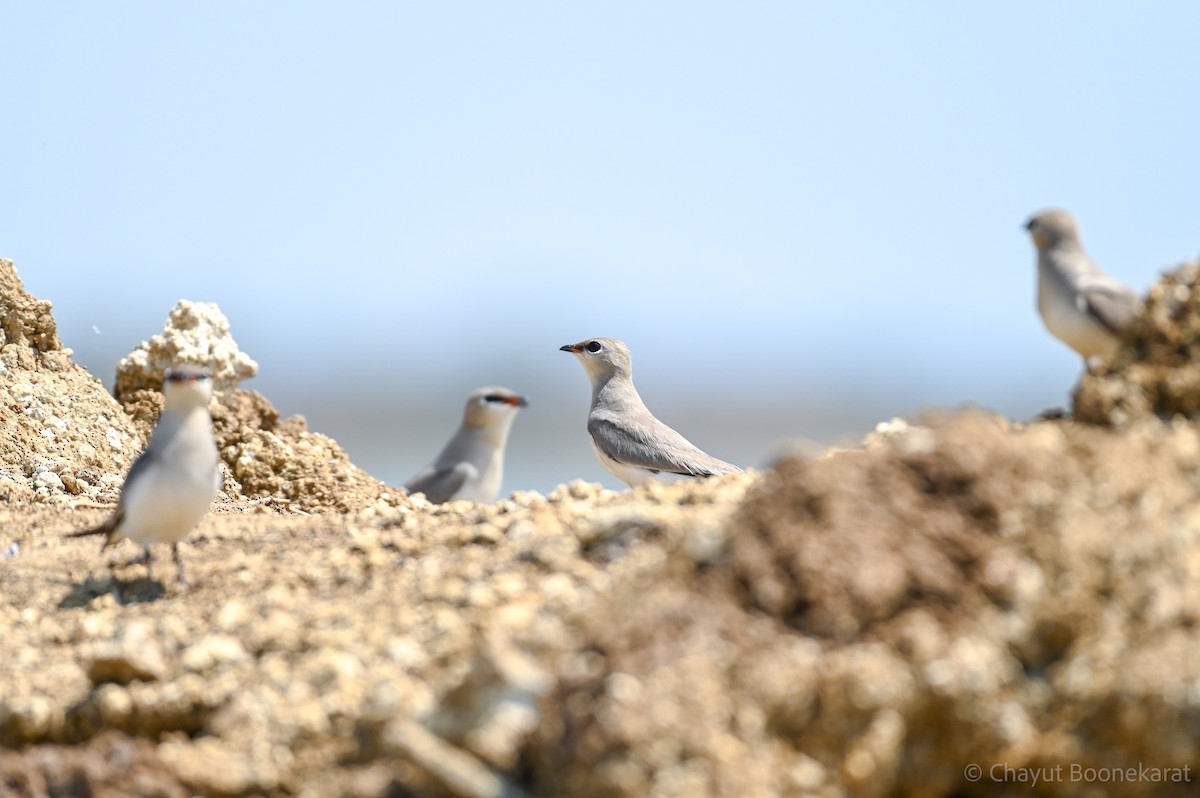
[
  {"x1": 32, "y1": 469, "x2": 64, "y2": 492},
  {"x1": 116, "y1": 300, "x2": 258, "y2": 393}
]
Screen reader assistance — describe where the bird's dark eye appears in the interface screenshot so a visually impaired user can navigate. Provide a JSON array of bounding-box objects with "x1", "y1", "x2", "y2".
[
  {"x1": 483, "y1": 394, "x2": 506, "y2": 403},
  {"x1": 166, "y1": 370, "x2": 210, "y2": 384},
  {"x1": 586, "y1": 341, "x2": 602, "y2": 353}
]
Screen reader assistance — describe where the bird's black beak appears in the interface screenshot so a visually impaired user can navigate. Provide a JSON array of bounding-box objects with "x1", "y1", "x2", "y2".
[{"x1": 560, "y1": 344, "x2": 581, "y2": 353}]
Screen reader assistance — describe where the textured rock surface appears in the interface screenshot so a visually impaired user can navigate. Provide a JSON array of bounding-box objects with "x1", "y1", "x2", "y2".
[
  {"x1": 534, "y1": 411, "x2": 1200, "y2": 797},
  {"x1": 207, "y1": 388, "x2": 403, "y2": 512},
  {"x1": 113, "y1": 300, "x2": 259, "y2": 401},
  {"x1": 0, "y1": 732, "x2": 189, "y2": 798},
  {"x1": 5, "y1": 259, "x2": 1200, "y2": 797},
  {"x1": 1075, "y1": 259, "x2": 1200, "y2": 425},
  {"x1": 0, "y1": 259, "x2": 141, "y2": 505},
  {"x1": 111, "y1": 301, "x2": 400, "y2": 513},
  {"x1": 0, "y1": 476, "x2": 756, "y2": 796},
  {"x1": 6, "y1": 412, "x2": 1200, "y2": 796}
]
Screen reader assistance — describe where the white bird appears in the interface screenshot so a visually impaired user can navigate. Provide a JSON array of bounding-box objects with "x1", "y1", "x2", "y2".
[
  {"x1": 404, "y1": 386, "x2": 528, "y2": 504},
  {"x1": 560, "y1": 337, "x2": 740, "y2": 487},
  {"x1": 68, "y1": 366, "x2": 221, "y2": 586},
  {"x1": 1025, "y1": 209, "x2": 1141, "y2": 361}
]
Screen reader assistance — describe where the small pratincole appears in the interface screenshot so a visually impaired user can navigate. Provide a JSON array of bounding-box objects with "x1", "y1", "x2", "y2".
[
  {"x1": 559, "y1": 337, "x2": 740, "y2": 487},
  {"x1": 68, "y1": 365, "x2": 221, "y2": 586},
  {"x1": 1024, "y1": 209, "x2": 1141, "y2": 361},
  {"x1": 403, "y1": 386, "x2": 528, "y2": 504}
]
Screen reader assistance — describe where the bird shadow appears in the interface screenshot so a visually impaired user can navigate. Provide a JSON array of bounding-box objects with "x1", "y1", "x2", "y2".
[{"x1": 58, "y1": 572, "x2": 166, "y2": 608}]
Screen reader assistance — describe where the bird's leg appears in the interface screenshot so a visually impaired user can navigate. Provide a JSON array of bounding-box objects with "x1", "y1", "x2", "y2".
[
  {"x1": 172, "y1": 543, "x2": 191, "y2": 588},
  {"x1": 142, "y1": 547, "x2": 155, "y2": 583},
  {"x1": 106, "y1": 558, "x2": 123, "y2": 604}
]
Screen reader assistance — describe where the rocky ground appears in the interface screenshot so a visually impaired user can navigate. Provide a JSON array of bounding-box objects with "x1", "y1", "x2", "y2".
[{"x1": 4, "y1": 257, "x2": 1200, "y2": 797}]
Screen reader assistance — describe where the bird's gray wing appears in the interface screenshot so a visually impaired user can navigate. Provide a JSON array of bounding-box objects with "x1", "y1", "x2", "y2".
[
  {"x1": 118, "y1": 444, "x2": 161, "y2": 502},
  {"x1": 588, "y1": 415, "x2": 736, "y2": 478},
  {"x1": 1078, "y1": 282, "x2": 1140, "y2": 334},
  {"x1": 66, "y1": 445, "x2": 159, "y2": 546},
  {"x1": 404, "y1": 462, "x2": 475, "y2": 504}
]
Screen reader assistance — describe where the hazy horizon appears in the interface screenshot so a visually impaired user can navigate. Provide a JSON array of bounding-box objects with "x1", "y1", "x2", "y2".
[
  {"x1": 4, "y1": 2, "x2": 1197, "y2": 494},
  {"x1": 25, "y1": 290, "x2": 1078, "y2": 496}
]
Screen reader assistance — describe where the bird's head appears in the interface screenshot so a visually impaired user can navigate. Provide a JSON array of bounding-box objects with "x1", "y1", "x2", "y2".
[
  {"x1": 1024, "y1": 209, "x2": 1083, "y2": 252},
  {"x1": 559, "y1": 337, "x2": 632, "y2": 385},
  {"x1": 463, "y1": 386, "x2": 529, "y2": 430},
  {"x1": 162, "y1": 365, "x2": 214, "y2": 410}
]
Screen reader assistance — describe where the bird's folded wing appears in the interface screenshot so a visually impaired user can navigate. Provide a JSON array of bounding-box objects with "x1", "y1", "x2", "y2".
[
  {"x1": 66, "y1": 445, "x2": 159, "y2": 543},
  {"x1": 587, "y1": 416, "x2": 728, "y2": 477},
  {"x1": 1078, "y1": 282, "x2": 1140, "y2": 334},
  {"x1": 404, "y1": 463, "x2": 475, "y2": 504},
  {"x1": 120, "y1": 444, "x2": 160, "y2": 495}
]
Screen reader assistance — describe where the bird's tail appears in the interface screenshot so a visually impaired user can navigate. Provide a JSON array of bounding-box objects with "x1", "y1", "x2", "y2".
[{"x1": 66, "y1": 511, "x2": 123, "y2": 549}]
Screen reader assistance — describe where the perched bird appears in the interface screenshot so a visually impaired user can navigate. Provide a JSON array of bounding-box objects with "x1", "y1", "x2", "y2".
[
  {"x1": 403, "y1": 386, "x2": 528, "y2": 504},
  {"x1": 68, "y1": 366, "x2": 221, "y2": 586},
  {"x1": 1024, "y1": 209, "x2": 1141, "y2": 360},
  {"x1": 559, "y1": 337, "x2": 740, "y2": 487}
]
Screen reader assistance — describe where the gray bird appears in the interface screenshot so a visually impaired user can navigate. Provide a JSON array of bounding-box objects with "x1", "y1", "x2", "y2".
[
  {"x1": 559, "y1": 337, "x2": 740, "y2": 487},
  {"x1": 403, "y1": 386, "x2": 528, "y2": 504},
  {"x1": 68, "y1": 366, "x2": 221, "y2": 586},
  {"x1": 1025, "y1": 209, "x2": 1141, "y2": 360}
]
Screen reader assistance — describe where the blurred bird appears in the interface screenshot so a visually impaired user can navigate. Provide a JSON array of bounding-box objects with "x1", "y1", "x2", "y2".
[
  {"x1": 404, "y1": 387, "x2": 528, "y2": 504},
  {"x1": 1024, "y1": 209, "x2": 1141, "y2": 360},
  {"x1": 559, "y1": 337, "x2": 740, "y2": 487},
  {"x1": 68, "y1": 366, "x2": 221, "y2": 586}
]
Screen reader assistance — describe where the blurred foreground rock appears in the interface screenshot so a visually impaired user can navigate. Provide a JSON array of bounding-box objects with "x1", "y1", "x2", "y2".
[
  {"x1": 1075, "y1": 259, "x2": 1200, "y2": 425},
  {"x1": 533, "y1": 411, "x2": 1200, "y2": 797},
  {"x1": 5, "y1": 409, "x2": 1200, "y2": 797}
]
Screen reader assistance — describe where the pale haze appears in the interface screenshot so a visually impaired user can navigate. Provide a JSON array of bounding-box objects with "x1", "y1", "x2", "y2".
[{"x1": 2, "y1": 3, "x2": 1197, "y2": 494}]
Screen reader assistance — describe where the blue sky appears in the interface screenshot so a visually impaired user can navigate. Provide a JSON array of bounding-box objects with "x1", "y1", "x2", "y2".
[{"x1": 2, "y1": 3, "x2": 1198, "y2": 492}]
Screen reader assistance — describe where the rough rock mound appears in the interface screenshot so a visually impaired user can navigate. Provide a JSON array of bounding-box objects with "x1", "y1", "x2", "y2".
[
  {"x1": 211, "y1": 388, "x2": 401, "y2": 512},
  {"x1": 1075, "y1": 259, "x2": 1200, "y2": 425},
  {"x1": 533, "y1": 411, "x2": 1200, "y2": 797},
  {"x1": 111, "y1": 300, "x2": 404, "y2": 512},
  {"x1": 0, "y1": 262, "x2": 401, "y2": 512},
  {"x1": 0, "y1": 259, "x2": 141, "y2": 504},
  {"x1": 113, "y1": 300, "x2": 259, "y2": 401}
]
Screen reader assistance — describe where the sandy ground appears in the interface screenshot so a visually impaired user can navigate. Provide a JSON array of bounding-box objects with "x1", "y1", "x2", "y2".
[{"x1": 1, "y1": 476, "x2": 758, "y2": 797}]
